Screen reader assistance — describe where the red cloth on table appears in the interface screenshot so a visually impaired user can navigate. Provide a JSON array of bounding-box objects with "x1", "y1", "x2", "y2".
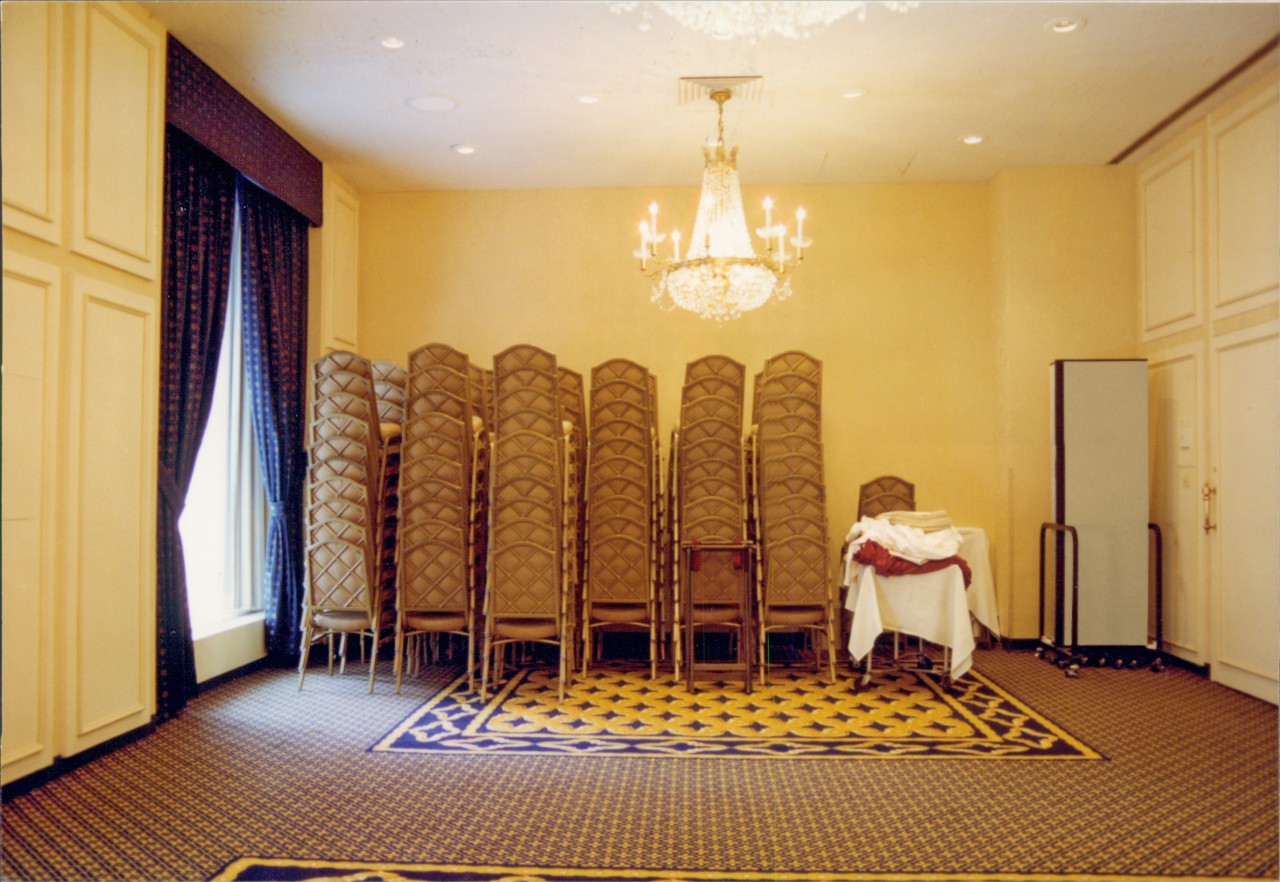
[{"x1": 853, "y1": 540, "x2": 972, "y2": 588}]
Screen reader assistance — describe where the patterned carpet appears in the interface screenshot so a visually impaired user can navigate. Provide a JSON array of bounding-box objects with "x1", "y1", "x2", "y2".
[
  {"x1": 374, "y1": 665, "x2": 1099, "y2": 759},
  {"x1": 2, "y1": 648, "x2": 1276, "y2": 882}
]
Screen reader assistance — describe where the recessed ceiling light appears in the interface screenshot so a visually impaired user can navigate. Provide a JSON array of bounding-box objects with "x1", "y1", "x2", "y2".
[
  {"x1": 842, "y1": 87, "x2": 865, "y2": 99},
  {"x1": 578, "y1": 94, "x2": 600, "y2": 105},
  {"x1": 408, "y1": 94, "x2": 458, "y2": 113},
  {"x1": 960, "y1": 134, "x2": 985, "y2": 145},
  {"x1": 451, "y1": 144, "x2": 476, "y2": 155},
  {"x1": 380, "y1": 36, "x2": 405, "y2": 49},
  {"x1": 1046, "y1": 17, "x2": 1085, "y2": 34}
]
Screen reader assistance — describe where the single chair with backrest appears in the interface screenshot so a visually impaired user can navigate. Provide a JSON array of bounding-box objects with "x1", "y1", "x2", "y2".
[{"x1": 857, "y1": 475, "x2": 916, "y2": 520}]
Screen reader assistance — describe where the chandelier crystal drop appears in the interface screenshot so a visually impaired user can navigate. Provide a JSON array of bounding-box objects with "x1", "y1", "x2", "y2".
[
  {"x1": 611, "y1": 1, "x2": 918, "y2": 42},
  {"x1": 635, "y1": 89, "x2": 809, "y2": 322}
]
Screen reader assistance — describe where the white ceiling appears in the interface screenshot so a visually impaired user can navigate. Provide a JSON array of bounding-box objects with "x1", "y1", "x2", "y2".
[{"x1": 144, "y1": 1, "x2": 1279, "y2": 193}]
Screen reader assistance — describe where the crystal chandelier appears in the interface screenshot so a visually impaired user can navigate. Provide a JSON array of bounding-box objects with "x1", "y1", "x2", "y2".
[
  {"x1": 635, "y1": 89, "x2": 810, "y2": 322},
  {"x1": 611, "y1": 2, "x2": 918, "y2": 42}
]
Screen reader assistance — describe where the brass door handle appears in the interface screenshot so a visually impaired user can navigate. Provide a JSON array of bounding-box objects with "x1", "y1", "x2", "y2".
[{"x1": 1202, "y1": 483, "x2": 1217, "y2": 534}]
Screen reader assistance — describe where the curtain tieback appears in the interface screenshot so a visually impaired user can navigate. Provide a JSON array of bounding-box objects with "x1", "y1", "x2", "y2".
[{"x1": 158, "y1": 465, "x2": 185, "y2": 518}]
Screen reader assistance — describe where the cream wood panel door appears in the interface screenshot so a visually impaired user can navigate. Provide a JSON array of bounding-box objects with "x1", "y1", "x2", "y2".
[
  {"x1": 318, "y1": 168, "x2": 360, "y2": 354},
  {"x1": 1, "y1": 253, "x2": 62, "y2": 785},
  {"x1": 1, "y1": 2, "x2": 63, "y2": 244},
  {"x1": 69, "y1": 2, "x2": 164, "y2": 280},
  {"x1": 61, "y1": 274, "x2": 158, "y2": 755},
  {"x1": 1209, "y1": 320, "x2": 1279, "y2": 703},
  {"x1": 1147, "y1": 345, "x2": 1207, "y2": 665}
]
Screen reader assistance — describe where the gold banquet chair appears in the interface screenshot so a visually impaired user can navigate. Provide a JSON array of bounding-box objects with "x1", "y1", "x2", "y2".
[
  {"x1": 481, "y1": 345, "x2": 573, "y2": 701},
  {"x1": 857, "y1": 475, "x2": 915, "y2": 520},
  {"x1": 395, "y1": 412, "x2": 477, "y2": 692},
  {"x1": 582, "y1": 359, "x2": 658, "y2": 677},
  {"x1": 754, "y1": 351, "x2": 836, "y2": 684}
]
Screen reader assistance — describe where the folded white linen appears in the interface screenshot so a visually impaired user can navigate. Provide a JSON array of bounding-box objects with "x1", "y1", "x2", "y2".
[
  {"x1": 844, "y1": 516, "x2": 963, "y2": 566},
  {"x1": 875, "y1": 509, "x2": 952, "y2": 532}
]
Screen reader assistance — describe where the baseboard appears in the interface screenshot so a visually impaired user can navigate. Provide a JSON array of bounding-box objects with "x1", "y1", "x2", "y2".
[{"x1": 1, "y1": 720, "x2": 157, "y2": 800}]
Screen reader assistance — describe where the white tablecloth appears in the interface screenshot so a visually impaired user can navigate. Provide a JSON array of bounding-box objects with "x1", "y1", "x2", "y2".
[{"x1": 843, "y1": 527, "x2": 1000, "y2": 680}]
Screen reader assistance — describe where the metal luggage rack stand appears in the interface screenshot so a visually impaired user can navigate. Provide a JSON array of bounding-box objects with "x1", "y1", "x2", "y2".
[{"x1": 1036, "y1": 521, "x2": 1167, "y2": 678}]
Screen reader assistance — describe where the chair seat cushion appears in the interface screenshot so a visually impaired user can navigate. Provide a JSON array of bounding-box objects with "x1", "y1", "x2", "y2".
[
  {"x1": 492, "y1": 617, "x2": 559, "y2": 641},
  {"x1": 765, "y1": 605, "x2": 826, "y2": 626},
  {"x1": 404, "y1": 611, "x2": 468, "y2": 632},
  {"x1": 691, "y1": 604, "x2": 742, "y2": 625},
  {"x1": 589, "y1": 603, "x2": 648, "y2": 624},
  {"x1": 314, "y1": 609, "x2": 373, "y2": 631}
]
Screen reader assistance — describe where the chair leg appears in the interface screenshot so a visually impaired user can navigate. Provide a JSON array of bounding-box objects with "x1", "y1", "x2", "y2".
[
  {"x1": 480, "y1": 630, "x2": 492, "y2": 700},
  {"x1": 752, "y1": 619, "x2": 762, "y2": 686},
  {"x1": 466, "y1": 627, "x2": 475, "y2": 694},
  {"x1": 394, "y1": 624, "x2": 405, "y2": 694},
  {"x1": 582, "y1": 620, "x2": 591, "y2": 677},
  {"x1": 367, "y1": 626, "x2": 379, "y2": 694},
  {"x1": 297, "y1": 620, "x2": 314, "y2": 690},
  {"x1": 826, "y1": 616, "x2": 837, "y2": 684}
]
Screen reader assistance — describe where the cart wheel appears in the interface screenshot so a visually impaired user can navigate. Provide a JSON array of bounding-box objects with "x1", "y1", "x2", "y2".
[{"x1": 918, "y1": 655, "x2": 934, "y2": 671}]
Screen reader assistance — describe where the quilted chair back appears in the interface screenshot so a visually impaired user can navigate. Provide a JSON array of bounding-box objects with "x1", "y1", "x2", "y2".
[
  {"x1": 488, "y1": 345, "x2": 563, "y2": 622},
  {"x1": 678, "y1": 355, "x2": 747, "y2": 606},
  {"x1": 756, "y1": 351, "x2": 828, "y2": 608},
  {"x1": 857, "y1": 475, "x2": 916, "y2": 520},
  {"x1": 587, "y1": 359, "x2": 655, "y2": 606}
]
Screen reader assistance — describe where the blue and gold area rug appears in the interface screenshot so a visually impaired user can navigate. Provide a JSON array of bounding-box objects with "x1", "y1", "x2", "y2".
[{"x1": 372, "y1": 666, "x2": 1100, "y2": 760}]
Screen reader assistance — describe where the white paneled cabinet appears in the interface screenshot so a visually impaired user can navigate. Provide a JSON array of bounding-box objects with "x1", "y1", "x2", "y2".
[
  {"x1": 1, "y1": 2, "x2": 164, "y2": 785},
  {"x1": 1, "y1": 2, "x2": 63, "y2": 244},
  {"x1": 1140, "y1": 71, "x2": 1280, "y2": 703},
  {"x1": 62, "y1": 276, "x2": 159, "y2": 754},
  {"x1": 1, "y1": 254, "x2": 63, "y2": 784},
  {"x1": 70, "y1": 2, "x2": 165, "y2": 280}
]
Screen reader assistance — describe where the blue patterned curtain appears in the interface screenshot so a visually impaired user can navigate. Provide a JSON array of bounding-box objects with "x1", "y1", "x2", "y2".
[
  {"x1": 238, "y1": 178, "x2": 310, "y2": 661},
  {"x1": 157, "y1": 126, "x2": 239, "y2": 719}
]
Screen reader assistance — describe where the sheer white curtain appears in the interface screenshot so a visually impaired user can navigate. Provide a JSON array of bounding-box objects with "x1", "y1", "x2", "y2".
[{"x1": 180, "y1": 208, "x2": 266, "y2": 632}]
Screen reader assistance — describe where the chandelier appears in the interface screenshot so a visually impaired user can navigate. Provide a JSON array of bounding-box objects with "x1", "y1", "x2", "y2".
[
  {"x1": 611, "y1": 2, "x2": 918, "y2": 42},
  {"x1": 635, "y1": 89, "x2": 810, "y2": 322}
]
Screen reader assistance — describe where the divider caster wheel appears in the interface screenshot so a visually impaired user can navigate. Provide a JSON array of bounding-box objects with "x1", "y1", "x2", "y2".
[
  {"x1": 1096, "y1": 654, "x2": 1108, "y2": 668},
  {"x1": 1114, "y1": 657, "x2": 1126, "y2": 669},
  {"x1": 1034, "y1": 646, "x2": 1046, "y2": 659},
  {"x1": 1065, "y1": 664, "x2": 1080, "y2": 678},
  {"x1": 1128, "y1": 658, "x2": 1140, "y2": 670},
  {"x1": 918, "y1": 655, "x2": 934, "y2": 671},
  {"x1": 1151, "y1": 658, "x2": 1166, "y2": 673}
]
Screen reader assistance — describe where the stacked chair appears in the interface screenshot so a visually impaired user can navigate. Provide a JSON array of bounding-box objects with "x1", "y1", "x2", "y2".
[
  {"x1": 394, "y1": 344, "x2": 483, "y2": 692},
  {"x1": 467, "y1": 362, "x2": 493, "y2": 613},
  {"x1": 582, "y1": 359, "x2": 659, "y2": 677},
  {"x1": 371, "y1": 361, "x2": 406, "y2": 635},
  {"x1": 673, "y1": 355, "x2": 753, "y2": 689},
  {"x1": 558, "y1": 367, "x2": 588, "y2": 664},
  {"x1": 752, "y1": 351, "x2": 837, "y2": 684},
  {"x1": 482, "y1": 345, "x2": 575, "y2": 701},
  {"x1": 299, "y1": 351, "x2": 390, "y2": 692}
]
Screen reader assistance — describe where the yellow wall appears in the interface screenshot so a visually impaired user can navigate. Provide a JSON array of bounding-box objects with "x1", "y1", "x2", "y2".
[
  {"x1": 991, "y1": 166, "x2": 1140, "y2": 636},
  {"x1": 359, "y1": 170, "x2": 1138, "y2": 638}
]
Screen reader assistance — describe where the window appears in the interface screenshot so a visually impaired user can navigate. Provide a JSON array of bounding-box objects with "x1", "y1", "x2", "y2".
[{"x1": 180, "y1": 211, "x2": 267, "y2": 632}]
